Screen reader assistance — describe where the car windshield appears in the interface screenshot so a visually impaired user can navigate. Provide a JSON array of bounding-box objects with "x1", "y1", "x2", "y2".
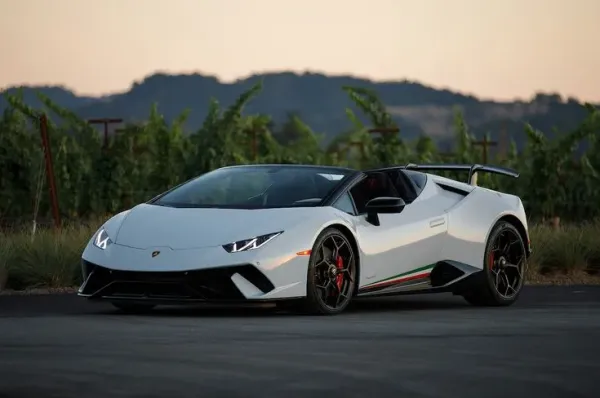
[{"x1": 151, "y1": 165, "x2": 355, "y2": 209}]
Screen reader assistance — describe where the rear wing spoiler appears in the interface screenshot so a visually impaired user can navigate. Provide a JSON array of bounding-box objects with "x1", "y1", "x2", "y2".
[{"x1": 401, "y1": 163, "x2": 519, "y2": 185}]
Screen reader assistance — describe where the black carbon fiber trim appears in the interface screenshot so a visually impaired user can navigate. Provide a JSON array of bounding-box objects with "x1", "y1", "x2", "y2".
[
  {"x1": 79, "y1": 260, "x2": 275, "y2": 301},
  {"x1": 355, "y1": 260, "x2": 483, "y2": 298},
  {"x1": 435, "y1": 182, "x2": 470, "y2": 196}
]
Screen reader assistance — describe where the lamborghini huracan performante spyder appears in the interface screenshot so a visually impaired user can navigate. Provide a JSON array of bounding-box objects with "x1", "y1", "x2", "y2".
[{"x1": 78, "y1": 163, "x2": 532, "y2": 315}]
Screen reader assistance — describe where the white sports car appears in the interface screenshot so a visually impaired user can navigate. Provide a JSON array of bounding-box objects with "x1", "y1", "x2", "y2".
[{"x1": 78, "y1": 163, "x2": 532, "y2": 315}]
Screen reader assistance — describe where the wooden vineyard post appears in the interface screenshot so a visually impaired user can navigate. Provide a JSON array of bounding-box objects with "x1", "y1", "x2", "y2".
[
  {"x1": 248, "y1": 129, "x2": 258, "y2": 161},
  {"x1": 39, "y1": 113, "x2": 61, "y2": 229},
  {"x1": 368, "y1": 127, "x2": 400, "y2": 135},
  {"x1": 471, "y1": 136, "x2": 498, "y2": 185},
  {"x1": 472, "y1": 136, "x2": 498, "y2": 164},
  {"x1": 87, "y1": 118, "x2": 123, "y2": 149},
  {"x1": 497, "y1": 122, "x2": 508, "y2": 161}
]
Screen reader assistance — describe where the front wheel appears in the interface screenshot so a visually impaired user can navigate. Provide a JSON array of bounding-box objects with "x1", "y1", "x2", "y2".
[
  {"x1": 301, "y1": 227, "x2": 357, "y2": 315},
  {"x1": 463, "y1": 221, "x2": 527, "y2": 306}
]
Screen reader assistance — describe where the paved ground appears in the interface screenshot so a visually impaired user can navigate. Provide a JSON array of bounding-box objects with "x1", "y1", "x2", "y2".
[{"x1": 0, "y1": 286, "x2": 599, "y2": 398}]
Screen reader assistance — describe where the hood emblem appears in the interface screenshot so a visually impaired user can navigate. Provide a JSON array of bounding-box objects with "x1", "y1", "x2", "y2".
[{"x1": 151, "y1": 251, "x2": 160, "y2": 257}]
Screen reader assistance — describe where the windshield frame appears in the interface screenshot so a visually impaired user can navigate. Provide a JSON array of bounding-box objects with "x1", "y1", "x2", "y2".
[{"x1": 148, "y1": 164, "x2": 359, "y2": 210}]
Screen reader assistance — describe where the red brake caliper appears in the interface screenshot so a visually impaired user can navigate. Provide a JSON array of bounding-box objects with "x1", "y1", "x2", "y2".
[
  {"x1": 336, "y1": 255, "x2": 344, "y2": 289},
  {"x1": 488, "y1": 251, "x2": 495, "y2": 270}
]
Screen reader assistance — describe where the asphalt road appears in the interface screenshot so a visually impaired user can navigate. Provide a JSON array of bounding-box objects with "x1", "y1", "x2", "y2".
[{"x1": 1, "y1": 286, "x2": 599, "y2": 398}]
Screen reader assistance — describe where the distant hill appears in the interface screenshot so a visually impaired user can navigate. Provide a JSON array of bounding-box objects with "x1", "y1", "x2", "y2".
[{"x1": 1, "y1": 71, "x2": 595, "y2": 150}]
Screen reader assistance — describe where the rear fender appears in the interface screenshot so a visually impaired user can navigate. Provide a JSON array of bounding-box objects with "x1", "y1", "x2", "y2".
[{"x1": 443, "y1": 188, "x2": 522, "y2": 270}]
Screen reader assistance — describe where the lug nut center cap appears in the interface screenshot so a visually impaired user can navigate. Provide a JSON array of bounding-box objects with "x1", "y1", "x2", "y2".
[{"x1": 499, "y1": 257, "x2": 507, "y2": 268}]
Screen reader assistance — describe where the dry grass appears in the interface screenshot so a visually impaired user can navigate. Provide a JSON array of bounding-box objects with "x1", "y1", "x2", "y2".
[
  {"x1": 526, "y1": 221, "x2": 600, "y2": 281},
  {"x1": 1, "y1": 219, "x2": 600, "y2": 292},
  {"x1": 0, "y1": 219, "x2": 102, "y2": 291}
]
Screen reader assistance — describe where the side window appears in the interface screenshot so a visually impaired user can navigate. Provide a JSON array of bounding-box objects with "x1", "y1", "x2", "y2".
[
  {"x1": 403, "y1": 170, "x2": 427, "y2": 195},
  {"x1": 384, "y1": 170, "x2": 425, "y2": 203},
  {"x1": 333, "y1": 192, "x2": 356, "y2": 215},
  {"x1": 349, "y1": 172, "x2": 400, "y2": 214}
]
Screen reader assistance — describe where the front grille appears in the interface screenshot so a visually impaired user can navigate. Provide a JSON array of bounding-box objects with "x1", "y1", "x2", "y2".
[{"x1": 80, "y1": 261, "x2": 275, "y2": 301}]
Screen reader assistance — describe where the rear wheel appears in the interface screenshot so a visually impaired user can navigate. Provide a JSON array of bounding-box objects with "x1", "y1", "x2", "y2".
[
  {"x1": 301, "y1": 227, "x2": 357, "y2": 315},
  {"x1": 111, "y1": 302, "x2": 156, "y2": 314},
  {"x1": 463, "y1": 221, "x2": 527, "y2": 306}
]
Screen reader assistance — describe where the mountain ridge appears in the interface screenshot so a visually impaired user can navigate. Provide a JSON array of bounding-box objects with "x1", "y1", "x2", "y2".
[{"x1": 1, "y1": 71, "x2": 595, "y2": 149}]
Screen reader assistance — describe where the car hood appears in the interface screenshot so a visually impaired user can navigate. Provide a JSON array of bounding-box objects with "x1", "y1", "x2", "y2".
[{"x1": 113, "y1": 203, "x2": 310, "y2": 250}]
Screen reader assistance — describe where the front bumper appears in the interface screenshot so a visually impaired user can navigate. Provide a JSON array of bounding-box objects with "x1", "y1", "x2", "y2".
[{"x1": 78, "y1": 260, "x2": 280, "y2": 303}]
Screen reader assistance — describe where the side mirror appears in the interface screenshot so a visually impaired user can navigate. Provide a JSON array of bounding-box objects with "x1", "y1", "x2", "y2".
[{"x1": 365, "y1": 197, "x2": 405, "y2": 226}]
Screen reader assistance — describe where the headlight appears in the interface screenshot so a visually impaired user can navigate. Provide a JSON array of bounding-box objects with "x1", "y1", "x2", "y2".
[
  {"x1": 222, "y1": 231, "x2": 282, "y2": 253},
  {"x1": 93, "y1": 228, "x2": 113, "y2": 250}
]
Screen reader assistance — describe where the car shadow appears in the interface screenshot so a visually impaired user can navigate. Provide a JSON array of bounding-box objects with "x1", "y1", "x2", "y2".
[
  {"x1": 2, "y1": 286, "x2": 592, "y2": 318},
  {"x1": 89, "y1": 293, "x2": 472, "y2": 318}
]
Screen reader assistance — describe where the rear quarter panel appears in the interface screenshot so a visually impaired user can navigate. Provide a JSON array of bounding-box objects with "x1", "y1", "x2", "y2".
[{"x1": 442, "y1": 186, "x2": 528, "y2": 270}]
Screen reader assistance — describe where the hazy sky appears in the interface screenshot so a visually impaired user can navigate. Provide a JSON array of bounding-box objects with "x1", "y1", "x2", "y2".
[{"x1": 1, "y1": 0, "x2": 599, "y2": 101}]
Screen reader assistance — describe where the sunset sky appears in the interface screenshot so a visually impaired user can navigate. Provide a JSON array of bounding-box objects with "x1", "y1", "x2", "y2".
[{"x1": 1, "y1": 0, "x2": 598, "y2": 102}]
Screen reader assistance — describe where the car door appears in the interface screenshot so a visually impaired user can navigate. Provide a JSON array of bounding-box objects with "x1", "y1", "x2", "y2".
[{"x1": 347, "y1": 171, "x2": 448, "y2": 293}]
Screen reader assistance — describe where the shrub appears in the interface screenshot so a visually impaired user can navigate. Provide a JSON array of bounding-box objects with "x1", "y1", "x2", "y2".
[
  {"x1": 1, "y1": 86, "x2": 599, "y2": 226},
  {"x1": 527, "y1": 220, "x2": 600, "y2": 279},
  {"x1": 1, "y1": 220, "x2": 100, "y2": 290}
]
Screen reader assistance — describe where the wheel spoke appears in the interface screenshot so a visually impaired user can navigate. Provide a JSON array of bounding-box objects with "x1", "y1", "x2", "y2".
[
  {"x1": 315, "y1": 259, "x2": 328, "y2": 268},
  {"x1": 328, "y1": 236, "x2": 346, "y2": 260},
  {"x1": 318, "y1": 244, "x2": 327, "y2": 262},
  {"x1": 505, "y1": 262, "x2": 522, "y2": 278},
  {"x1": 332, "y1": 236, "x2": 346, "y2": 251},
  {"x1": 494, "y1": 270, "x2": 501, "y2": 290},
  {"x1": 346, "y1": 251, "x2": 354, "y2": 267},
  {"x1": 335, "y1": 291, "x2": 348, "y2": 307},
  {"x1": 316, "y1": 279, "x2": 332, "y2": 300},
  {"x1": 328, "y1": 237, "x2": 339, "y2": 260},
  {"x1": 501, "y1": 272, "x2": 516, "y2": 295},
  {"x1": 500, "y1": 239, "x2": 510, "y2": 254},
  {"x1": 341, "y1": 268, "x2": 354, "y2": 283}
]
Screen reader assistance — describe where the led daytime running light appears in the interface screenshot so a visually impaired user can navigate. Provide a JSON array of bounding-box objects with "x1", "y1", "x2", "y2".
[
  {"x1": 94, "y1": 229, "x2": 112, "y2": 250},
  {"x1": 223, "y1": 231, "x2": 282, "y2": 253}
]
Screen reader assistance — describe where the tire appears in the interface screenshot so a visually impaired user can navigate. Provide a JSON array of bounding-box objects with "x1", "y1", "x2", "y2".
[
  {"x1": 111, "y1": 302, "x2": 156, "y2": 314},
  {"x1": 463, "y1": 221, "x2": 527, "y2": 306},
  {"x1": 300, "y1": 227, "x2": 357, "y2": 315}
]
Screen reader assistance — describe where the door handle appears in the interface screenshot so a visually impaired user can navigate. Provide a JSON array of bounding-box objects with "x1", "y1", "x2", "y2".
[{"x1": 429, "y1": 218, "x2": 445, "y2": 228}]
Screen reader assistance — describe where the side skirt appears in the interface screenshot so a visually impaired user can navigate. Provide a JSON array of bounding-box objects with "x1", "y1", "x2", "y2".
[{"x1": 356, "y1": 260, "x2": 483, "y2": 298}]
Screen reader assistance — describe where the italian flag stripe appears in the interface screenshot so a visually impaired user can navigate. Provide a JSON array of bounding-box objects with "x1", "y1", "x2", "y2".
[{"x1": 363, "y1": 264, "x2": 435, "y2": 289}]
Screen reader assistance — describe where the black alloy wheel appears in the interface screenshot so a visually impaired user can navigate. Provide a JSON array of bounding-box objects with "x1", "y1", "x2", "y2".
[
  {"x1": 303, "y1": 227, "x2": 357, "y2": 315},
  {"x1": 463, "y1": 221, "x2": 527, "y2": 306}
]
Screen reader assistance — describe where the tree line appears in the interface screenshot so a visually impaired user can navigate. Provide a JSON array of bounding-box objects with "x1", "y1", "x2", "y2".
[{"x1": 1, "y1": 81, "x2": 599, "y2": 227}]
